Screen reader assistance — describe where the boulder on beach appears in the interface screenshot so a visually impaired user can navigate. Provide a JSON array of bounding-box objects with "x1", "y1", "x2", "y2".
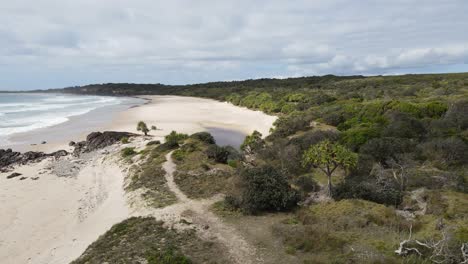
[
  {"x1": 6, "y1": 172, "x2": 22, "y2": 179},
  {"x1": 73, "y1": 131, "x2": 138, "y2": 155}
]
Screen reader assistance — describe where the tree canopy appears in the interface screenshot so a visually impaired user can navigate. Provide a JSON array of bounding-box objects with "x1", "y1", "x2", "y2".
[{"x1": 303, "y1": 140, "x2": 357, "y2": 196}]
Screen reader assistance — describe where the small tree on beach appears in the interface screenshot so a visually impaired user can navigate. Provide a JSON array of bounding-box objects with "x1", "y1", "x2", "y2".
[
  {"x1": 137, "y1": 121, "x2": 149, "y2": 136},
  {"x1": 302, "y1": 140, "x2": 357, "y2": 197},
  {"x1": 151, "y1": 125, "x2": 157, "y2": 130}
]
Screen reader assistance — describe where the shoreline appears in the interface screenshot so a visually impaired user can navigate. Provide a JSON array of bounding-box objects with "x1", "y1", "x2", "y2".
[
  {"x1": 4, "y1": 95, "x2": 277, "y2": 153},
  {"x1": 3, "y1": 96, "x2": 145, "y2": 152},
  {"x1": 0, "y1": 95, "x2": 277, "y2": 264}
]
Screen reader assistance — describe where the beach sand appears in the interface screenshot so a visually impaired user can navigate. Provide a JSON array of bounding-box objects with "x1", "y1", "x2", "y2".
[
  {"x1": 0, "y1": 95, "x2": 276, "y2": 264},
  {"x1": 106, "y1": 95, "x2": 276, "y2": 143}
]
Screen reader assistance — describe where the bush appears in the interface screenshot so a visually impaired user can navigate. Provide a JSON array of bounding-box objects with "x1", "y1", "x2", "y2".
[
  {"x1": 121, "y1": 137, "x2": 129, "y2": 144},
  {"x1": 340, "y1": 124, "x2": 382, "y2": 151},
  {"x1": 383, "y1": 111, "x2": 426, "y2": 139},
  {"x1": 190, "y1": 132, "x2": 216, "y2": 144},
  {"x1": 240, "y1": 130, "x2": 264, "y2": 154},
  {"x1": 146, "y1": 140, "x2": 161, "y2": 146},
  {"x1": 165, "y1": 131, "x2": 188, "y2": 145},
  {"x1": 227, "y1": 165, "x2": 300, "y2": 214},
  {"x1": 359, "y1": 137, "x2": 413, "y2": 165},
  {"x1": 444, "y1": 99, "x2": 468, "y2": 130},
  {"x1": 295, "y1": 175, "x2": 319, "y2": 194},
  {"x1": 418, "y1": 137, "x2": 468, "y2": 167},
  {"x1": 205, "y1": 145, "x2": 230, "y2": 163},
  {"x1": 334, "y1": 178, "x2": 403, "y2": 206},
  {"x1": 121, "y1": 147, "x2": 137, "y2": 157},
  {"x1": 269, "y1": 114, "x2": 311, "y2": 138}
]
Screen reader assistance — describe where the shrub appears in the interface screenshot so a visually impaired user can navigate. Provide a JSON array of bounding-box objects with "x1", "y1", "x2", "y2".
[
  {"x1": 190, "y1": 132, "x2": 216, "y2": 144},
  {"x1": 121, "y1": 137, "x2": 129, "y2": 144},
  {"x1": 240, "y1": 130, "x2": 265, "y2": 154},
  {"x1": 295, "y1": 175, "x2": 319, "y2": 194},
  {"x1": 121, "y1": 147, "x2": 137, "y2": 157},
  {"x1": 206, "y1": 145, "x2": 230, "y2": 163},
  {"x1": 383, "y1": 111, "x2": 426, "y2": 139},
  {"x1": 418, "y1": 137, "x2": 468, "y2": 167},
  {"x1": 172, "y1": 149, "x2": 187, "y2": 161},
  {"x1": 444, "y1": 99, "x2": 468, "y2": 130},
  {"x1": 340, "y1": 125, "x2": 382, "y2": 151},
  {"x1": 146, "y1": 140, "x2": 161, "y2": 146},
  {"x1": 165, "y1": 131, "x2": 188, "y2": 145},
  {"x1": 227, "y1": 160, "x2": 239, "y2": 168},
  {"x1": 269, "y1": 114, "x2": 311, "y2": 138},
  {"x1": 359, "y1": 137, "x2": 413, "y2": 165},
  {"x1": 227, "y1": 165, "x2": 300, "y2": 214},
  {"x1": 334, "y1": 178, "x2": 403, "y2": 206}
]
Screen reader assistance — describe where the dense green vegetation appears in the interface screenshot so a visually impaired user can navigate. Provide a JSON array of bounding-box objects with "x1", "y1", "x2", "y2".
[{"x1": 64, "y1": 73, "x2": 468, "y2": 263}]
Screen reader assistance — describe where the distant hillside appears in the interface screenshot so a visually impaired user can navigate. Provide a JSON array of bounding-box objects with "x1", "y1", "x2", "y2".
[{"x1": 43, "y1": 73, "x2": 468, "y2": 100}]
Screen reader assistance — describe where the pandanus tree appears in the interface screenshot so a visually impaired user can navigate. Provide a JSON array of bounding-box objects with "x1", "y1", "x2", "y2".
[
  {"x1": 137, "y1": 121, "x2": 149, "y2": 136},
  {"x1": 302, "y1": 140, "x2": 357, "y2": 197}
]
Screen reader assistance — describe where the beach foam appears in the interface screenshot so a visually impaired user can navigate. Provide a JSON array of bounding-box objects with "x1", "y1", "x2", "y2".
[{"x1": 0, "y1": 94, "x2": 123, "y2": 145}]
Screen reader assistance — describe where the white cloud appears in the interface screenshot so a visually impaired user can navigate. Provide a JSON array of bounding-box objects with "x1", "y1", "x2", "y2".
[{"x1": 1, "y1": 0, "x2": 468, "y2": 89}]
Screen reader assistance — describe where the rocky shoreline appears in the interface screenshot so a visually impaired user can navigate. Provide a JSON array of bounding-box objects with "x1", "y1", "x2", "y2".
[{"x1": 1, "y1": 131, "x2": 137, "y2": 174}]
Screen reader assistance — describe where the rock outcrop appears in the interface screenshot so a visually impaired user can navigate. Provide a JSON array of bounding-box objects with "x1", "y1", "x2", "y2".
[
  {"x1": 0, "y1": 148, "x2": 68, "y2": 171},
  {"x1": 73, "y1": 131, "x2": 137, "y2": 155}
]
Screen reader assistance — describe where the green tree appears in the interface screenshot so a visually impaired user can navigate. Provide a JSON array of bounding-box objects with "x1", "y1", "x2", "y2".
[
  {"x1": 240, "y1": 130, "x2": 264, "y2": 155},
  {"x1": 302, "y1": 140, "x2": 357, "y2": 197},
  {"x1": 227, "y1": 165, "x2": 299, "y2": 214},
  {"x1": 137, "y1": 121, "x2": 149, "y2": 136}
]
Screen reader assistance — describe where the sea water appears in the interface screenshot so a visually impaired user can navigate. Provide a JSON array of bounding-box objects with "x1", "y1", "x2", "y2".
[{"x1": 0, "y1": 93, "x2": 133, "y2": 146}]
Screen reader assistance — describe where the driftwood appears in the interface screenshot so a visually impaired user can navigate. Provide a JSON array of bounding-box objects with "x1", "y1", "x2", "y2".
[{"x1": 396, "y1": 225, "x2": 467, "y2": 263}]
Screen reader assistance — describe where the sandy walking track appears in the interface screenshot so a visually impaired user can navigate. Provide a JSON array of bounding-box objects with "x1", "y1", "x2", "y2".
[{"x1": 141, "y1": 151, "x2": 261, "y2": 264}]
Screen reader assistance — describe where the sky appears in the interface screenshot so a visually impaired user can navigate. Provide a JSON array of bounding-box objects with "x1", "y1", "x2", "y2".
[{"x1": 1, "y1": 0, "x2": 468, "y2": 90}]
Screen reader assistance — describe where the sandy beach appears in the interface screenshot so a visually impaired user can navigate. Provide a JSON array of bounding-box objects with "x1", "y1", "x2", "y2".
[
  {"x1": 6, "y1": 95, "x2": 275, "y2": 153},
  {"x1": 0, "y1": 95, "x2": 276, "y2": 264}
]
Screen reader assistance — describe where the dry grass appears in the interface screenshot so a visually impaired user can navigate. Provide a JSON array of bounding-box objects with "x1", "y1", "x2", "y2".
[
  {"x1": 125, "y1": 143, "x2": 177, "y2": 208},
  {"x1": 72, "y1": 217, "x2": 230, "y2": 264}
]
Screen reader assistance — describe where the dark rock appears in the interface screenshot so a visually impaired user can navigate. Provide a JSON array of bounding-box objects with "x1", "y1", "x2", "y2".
[
  {"x1": 7, "y1": 172, "x2": 22, "y2": 179},
  {"x1": 0, "y1": 149, "x2": 22, "y2": 168},
  {"x1": 19, "y1": 177, "x2": 28, "y2": 180},
  {"x1": 69, "y1": 141, "x2": 76, "y2": 146},
  {"x1": 41, "y1": 141, "x2": 47, "y2": 144},
  {"x1": 0, "y1": 148, "x2": 69, "y2": 170},
  {"x1": 31, "y1": 177, "x2": 40, "y2": 180},
  {"x1": 51, "y1": 150, "x2": 68, "y2": 159},
  {"x1": 73, "y1": 131, "x2": 138, "y2": 155}
]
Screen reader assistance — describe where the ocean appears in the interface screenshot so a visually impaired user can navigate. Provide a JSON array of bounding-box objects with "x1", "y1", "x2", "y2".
[{"x1": 0, "y1": 93, "x2": 139, "y2": 146}]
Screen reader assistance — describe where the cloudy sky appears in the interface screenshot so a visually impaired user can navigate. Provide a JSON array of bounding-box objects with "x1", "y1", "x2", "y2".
[{"x1": 1, "y1": 0, "x2": 468, "y2": 90}]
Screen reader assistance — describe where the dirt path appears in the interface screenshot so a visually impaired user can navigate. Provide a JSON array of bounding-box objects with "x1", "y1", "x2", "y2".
[{"x1": 141, "y1": 151, "x2": 261, "y2": 264}]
